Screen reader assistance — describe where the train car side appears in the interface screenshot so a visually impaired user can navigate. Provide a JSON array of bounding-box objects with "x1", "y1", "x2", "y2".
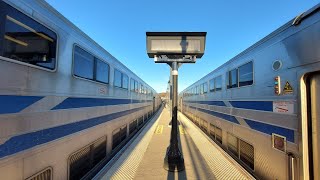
[
  {"x1": 180, "y1": 4, "x2": 320, "y2": 180},
  {"x1": 0, "y1": 0, "x2": 161, "y2": 179}
]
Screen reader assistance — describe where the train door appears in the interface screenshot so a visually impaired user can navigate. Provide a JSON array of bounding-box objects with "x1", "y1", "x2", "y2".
[{"x1": 308, "y1": 73, "x2": 320, "y2": 180}]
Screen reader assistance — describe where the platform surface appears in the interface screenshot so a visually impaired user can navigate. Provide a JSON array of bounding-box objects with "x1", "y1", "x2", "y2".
[{"x1": 97, "y1": 107, "x2": 254, "y2": 180}]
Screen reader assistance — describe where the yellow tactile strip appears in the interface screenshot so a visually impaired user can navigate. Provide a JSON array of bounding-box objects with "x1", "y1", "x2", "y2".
[
  {"x1": 178, "y1": 112, "x2": 255, "y2": 180},
  {"x1": 155, "y1": 125, "x2": 163, "y2": 134},
  {"x1": 99, "y1": 109, "x2": 164, "y2": 180},
  {"x1": 179, "y1": 125, "x2": 187, "y2": 134}
]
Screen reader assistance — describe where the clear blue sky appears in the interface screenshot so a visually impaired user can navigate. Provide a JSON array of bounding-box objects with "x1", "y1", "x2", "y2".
[{"x1": 45, "y1": 0, "x2": 318, "y2": 93}]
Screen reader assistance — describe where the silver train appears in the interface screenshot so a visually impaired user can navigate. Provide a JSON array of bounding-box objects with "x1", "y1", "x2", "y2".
[
  {"x1": 0, "y1": 0, "x2": 161, "y2": 179},
  {"x1": 180, "y1": 4, "x2": 320, "y2": 180}
]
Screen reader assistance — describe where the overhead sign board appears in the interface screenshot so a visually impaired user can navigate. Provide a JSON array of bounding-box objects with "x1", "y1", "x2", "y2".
[{"x1": 146, "y1": 32, "x2": 207, "y2": 59}]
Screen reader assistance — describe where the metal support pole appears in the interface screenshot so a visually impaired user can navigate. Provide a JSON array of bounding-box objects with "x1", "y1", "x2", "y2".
[
  {"x1": 288, "y1": 152, "x2": 295, "y2": 180},
  {"x1": 164, "y1": 61, "x2": 185, "y2": 171}
]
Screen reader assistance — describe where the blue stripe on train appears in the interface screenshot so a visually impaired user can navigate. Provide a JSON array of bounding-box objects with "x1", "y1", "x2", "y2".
[
  {"x1": 189, "y1": 105, "x2": 239, "y2": 124},
  {"x1": 0, "y1": 106, "x2": 147, "y2": 159},
  {"x1": 186, "y1": 104, "x2": 294, "y2": 143},
  {"x1": 228, "y1": 101, "x2": 273, "y2": 111},
  {"x1": 245, "y1": 119, "x2": 294, "y2": 142},
  {"x1": 185, "y1": 100, "x2": 226, "y2": 106},
  {"x1": 184, "y1": 100, "x2": 273, "y2": 111},
  {"x1": 0, "y1": 95, "x2": 43, "y2": 114},
  {"x1": 52, "y1": 98, "x2": 152, "y2": 110}
]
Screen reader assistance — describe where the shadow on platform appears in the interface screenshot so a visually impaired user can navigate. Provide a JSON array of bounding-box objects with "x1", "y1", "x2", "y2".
[{"x1": 166, "y1": 119, "x2": 216, "y2": 180}]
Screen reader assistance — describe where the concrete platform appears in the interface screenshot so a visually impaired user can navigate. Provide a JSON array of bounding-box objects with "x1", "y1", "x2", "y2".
[{"x1": 95, "y1": 107, "x2": 255, "y2": 180}]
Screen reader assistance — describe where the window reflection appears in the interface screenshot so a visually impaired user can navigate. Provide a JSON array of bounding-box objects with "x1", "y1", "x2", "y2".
[
  {"x1": 114, "y1": 69, "x2": 122, "y2": 88},
  {"x1": 203, "y1": 82, "x2": 208, "y2": 93},
  {"x1": 122, "y1": 74, "x2": 128, "y2": 89},
  {"x1": 239, "y1": 62, "x2": 253, "y2": 87},
  {"x1": 215, "y1": 76, "x2": 222, "y2": 91},
  {"x1": 1, "y1": 2, "x2": 57, "y2": 70},
  {"x1": 130, "y1": 78, "x2": 135, "y2": 91},
  {"x1": 227, "y1": 69, "x2": 238, "y2": 89},
  {"x1": 209, "y1": 79, "x2": 214, "y2": 92},
  {"x1": 96, "y1": 59, "x2": 109, "y2": 83},
  {"x1": 74, "y1": 46, "x2": 94, "y2": 80}
]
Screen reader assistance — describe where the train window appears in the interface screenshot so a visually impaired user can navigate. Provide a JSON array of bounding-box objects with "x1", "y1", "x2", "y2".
[
  {"x1": 227, "y1": 69, "x2": 238, "y2": 89},
  {"x1": 210, "y1": 124, "x2": 223, "y2": 144},
  {"x1": 138, "y1": 116, "x2": 143, "y2": 126},
  {"x1": 122, "y1": 74, "x2": 129, "y2": 89},
  {"x1": 215, "y1": 127, "x2": 222, "y2": 144},
  {"x1": 215, "y1": 76, "x2": 222, "y2": 91},
  {"x1": 112, "y1": 130, "x2": 120, "y2": 150},
  {"x1": 210, "y1": 124, "x2": 215, "y2": 139},
  {"x1": 209, "y1": 79, "x2": 214, "y2": 92},
  {"x1": 95, "y1": 58, "x2": 109, "y2": 84},
  {"x1": 196, "y1": 86, "x2": 199, "y2": 95},
  {"x1": 68, "y1": 136, "x2": 107, "y2": 180},
  {"x1": 240, "y1": 139, "x2": 254, "y2": 169},
  {"x1": 239, "y1": 61, "x2": 253, "y2": 87},
  {"x1": 228, "y1": 133, "x2": 239, "y2": 157},
  {"x1": 201, "y1": 120, "x2": 208, "y2": 132},
  {"x1": 92, "y1": 137, "x2": 108, "y2": 165},
  {"x1": 0, "y1": 2, "x2": 57, "y2": 70},
  {"x1": 73, "y1": 46, "x2": 110, "y2": 84},
  {"x1": 200, "y1": 84, "x2": 204, "y2": 94},
  {"x1": 130, "y1": 78, "x2": 135, "y2": 91},
  {"x1": 129, "y1": 120, "x2": 138, "y2": 134},
  {"x1": 25, "y1": 167, "x2": 52, "y2": 180},
  {"x1": 134, "y1": 81, "x2": 139, "y2": 93},
  {"x1": 114, "y1": 69, "x2": 122, "y2": 88},
  {"x1": 137, "y1": 83, "x2": 141, "y2": 93},
  {"x1": 112, "y1": 125, "x2": 127, "y2": 150},
  {"x1": 74, "y1": 46, "x2": 94, "y2": 80},
  {"x1": 203, "y1": 82, "x2": 208, "y2": 94}
]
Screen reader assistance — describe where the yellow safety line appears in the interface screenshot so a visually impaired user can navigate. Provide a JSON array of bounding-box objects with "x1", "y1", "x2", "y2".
[
  {"x1": 6, "y1": 15, "x2": 54, "y2": 42},
  {"x1": 155, "y1": 125, "x2": 163, "y2": 134},
  {"x1": 179, "y1": 125, "x2": 186, "y2": 134},
  {"x1": 4, "y1": 35, "x2": 28, "y2": 46}
]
